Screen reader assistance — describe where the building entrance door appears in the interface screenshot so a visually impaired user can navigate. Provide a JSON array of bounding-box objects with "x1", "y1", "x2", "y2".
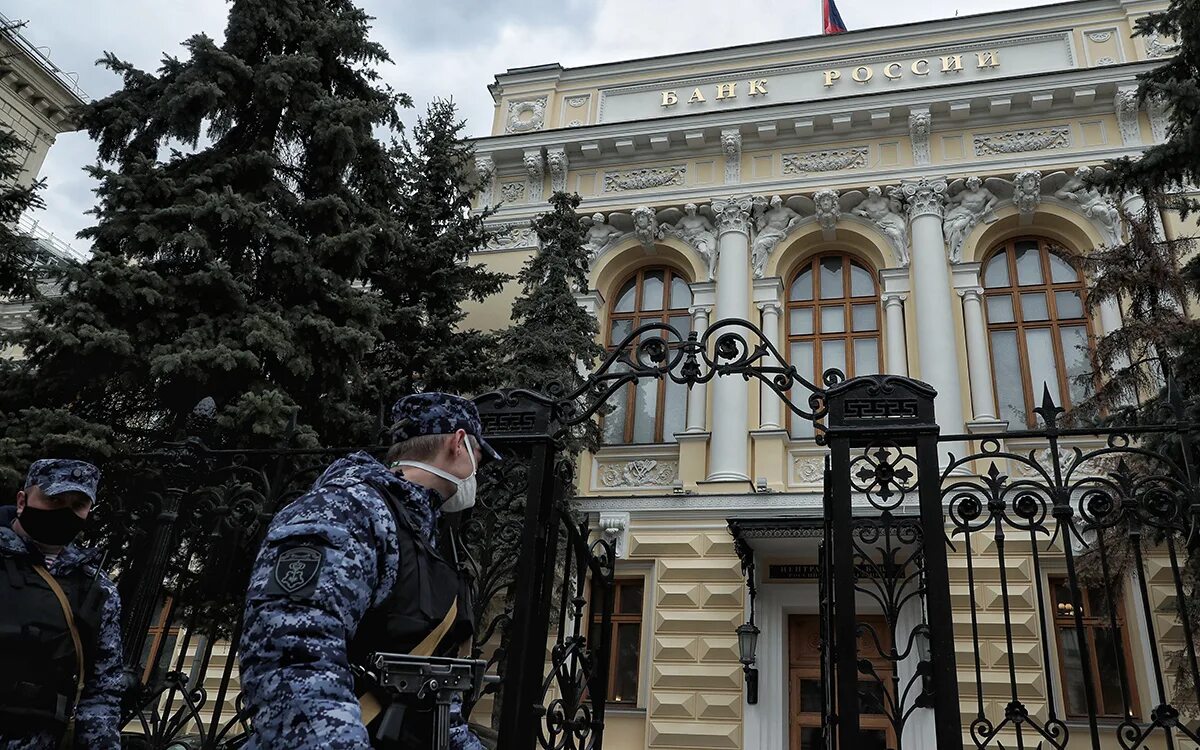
[{"x1": 788, "y1": 614, "x2": 895, "y2": 750}]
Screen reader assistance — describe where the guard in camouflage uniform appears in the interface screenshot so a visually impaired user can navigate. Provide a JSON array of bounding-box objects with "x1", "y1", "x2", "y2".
[
  {"x1": 0, "y1": 459, "x2": 124, "y2": 750},
  {"x1": 240, "y1": 392, "x2": 500, "y2": 749}
]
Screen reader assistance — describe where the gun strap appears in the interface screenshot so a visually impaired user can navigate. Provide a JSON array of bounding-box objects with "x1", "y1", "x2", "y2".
[
  {"x1": 359, "y1": 596, "x2": 459, "y2": 727},
  {"x1": 33, "y1": 564, "x2": 86, "y2": 750}
]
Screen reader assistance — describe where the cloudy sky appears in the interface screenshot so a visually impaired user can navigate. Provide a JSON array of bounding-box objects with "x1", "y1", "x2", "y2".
[{"x1": 13, "y1": 0, "x2": 1045, "y2": 251}]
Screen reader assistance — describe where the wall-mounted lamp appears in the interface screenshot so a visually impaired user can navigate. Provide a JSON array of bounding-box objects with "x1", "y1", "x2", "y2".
[{"x1": 736, "y1": 620, "x2": 760, "y2": 705}]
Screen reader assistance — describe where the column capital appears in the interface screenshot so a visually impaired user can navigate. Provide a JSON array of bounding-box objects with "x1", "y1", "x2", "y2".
[
  {"x1": 689, "y1": 303, "x2": 714, "y2": 318},
  {"x1": 711, "y1": 195, "x2": 755, "y2": 236},
  {"x1": 901, "y1": 177, "x2": 948, "y2": 220},
  {"x1": 882, "y1": 292, "x2": 908, "y2": 308},
  {"x1": 957, "y1": 286, "x2": 985, "y2": 302},
  {"x1": 756, "y1": 300, "x2": 784, "y2": 316}
]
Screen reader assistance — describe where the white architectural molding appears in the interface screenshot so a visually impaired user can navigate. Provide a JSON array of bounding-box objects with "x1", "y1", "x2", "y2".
[
  {"x1": 709, "y1": 195, "x2": 755, "y2": 482},
  {"x1": 909, "y1": 108, "x2": 931, "y2": 166},
  {"x1": 973, "y1": 126, "x2": 1071, "y2": 156},
  {"x1": 475, "y1": 155, "x2": 495, "y2": 207},
  {"x1": 879, "y1": 267, "x2": 912, "y2": 377},
  {"x1": 598, "y1": 512, "x2": 630, "y2": 558},
  {"x1": 485, "y1": 221, "x2": 538, "y2": 250},
  {"x1": 1012, "y1": 169, "x2": 1043, "y2": 225},
  {"x1": 523, "y1": 149, "x2": 545, "y2": 203},
  {"x1": 603, "y1": 165, "x2": 687, "y2": 193},
  {"x1": 546, "y1": 147, "x2": 568, "y2": 193},
  {"x1": 750, "y1": 196, "x2": 804, "y2": 279},
  {"x1": 686, "y1": 281, "x2": 716, "y2": 433},
  {"x1": 782, "y1": 147, "x2": 869, "y2": 175},
  {"x1": 721, "y1": 128, "x2": 742, "y2": 184},
  {"x1": 813, "y1": 189, "x2": 841, "y2": 241},
  {"x1": 1148, "y1": 96, "x2": 1169, "y2": 143},
  {"x1": 500, "y1": 181, "x2": 526, "y2": 204},
  {"x1": 952, "y1": 263, "x2": 997, "y2": 421},
  {"x1": 1114, "y1": 85, "x2": 1142, "y2": 146},
  {"x1": 506, "y1": 97, "x2": 547, "y2": 133},
  {"x1": 754, "y1": 276, "x2": 786, "y2": 430}
]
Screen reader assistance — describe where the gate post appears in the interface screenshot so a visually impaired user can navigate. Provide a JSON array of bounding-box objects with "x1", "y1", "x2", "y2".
[
  {"x1": 476, "y1": 390, "x2": 565, "y2": 750},
  {"x1": 824, "y1": 374, "x2": 962, "y2": 750}
]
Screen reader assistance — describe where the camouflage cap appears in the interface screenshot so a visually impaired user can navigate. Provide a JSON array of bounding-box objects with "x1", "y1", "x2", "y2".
[
  {"x1": 24, "y1": 458, "x2": 101, "y2": 503},
  {"x1": 390, "y1": 392, "x2": 501, "y2": 463}
]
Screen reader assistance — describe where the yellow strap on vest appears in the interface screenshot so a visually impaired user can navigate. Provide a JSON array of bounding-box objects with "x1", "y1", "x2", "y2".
[
  {"x1": 358, "y1": 597, "x2": 459, "y2": 727},
  {"x1": 32, "y1": 565, "x2": 86, "y2": 750}
]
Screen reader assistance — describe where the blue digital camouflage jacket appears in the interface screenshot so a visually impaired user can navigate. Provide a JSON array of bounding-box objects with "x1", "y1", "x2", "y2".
[
  {"x1": 239, "y1": 451, "x2": 482, "y2": 749},
  {"x1": 0, "y1": 506, "x2": 124, "y2": 750}
]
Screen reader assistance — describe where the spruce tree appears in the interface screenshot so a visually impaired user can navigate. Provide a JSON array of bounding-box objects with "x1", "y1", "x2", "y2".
[
  {"x1": 0, "y1": 128, "x2": 47, "y2": 300},
  {"x1": 1094, "y1": 0, "x2": 1200, "y2": 212},
  {"x1": 1, "y1": 0, "x2": 411, "y2": 455},
  {"x1": 363, "y1": 98, "x2": 506, "y2": 414},
  {"x1": 498, "y1": 191, "x2": 603, "y2": 453}
]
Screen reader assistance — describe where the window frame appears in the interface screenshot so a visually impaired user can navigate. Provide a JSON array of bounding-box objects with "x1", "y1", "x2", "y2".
[
  {"x1": 1049, "y1": 577, "x2": 1141, "y2": 719},
  {"x1": 786, "y1": 252, "x2": 882, "y2": 437},
  {"x1": 604, "y1": 266, "x2": 692, "y2": 444},
  {"x1": 590, "y1": 577, "x2": 646, "y2": 706},
  {"x1": 982, "y1": 237, "x2": 1096, "y2": 427},
  {"x1": 140, "y1": 595, "x2": 180, "y2": 685}
]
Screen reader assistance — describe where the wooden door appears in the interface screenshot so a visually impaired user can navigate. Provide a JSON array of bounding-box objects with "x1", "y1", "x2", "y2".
[{"x1": 788, "y1": 614, "x2": 896, "y2": 750}]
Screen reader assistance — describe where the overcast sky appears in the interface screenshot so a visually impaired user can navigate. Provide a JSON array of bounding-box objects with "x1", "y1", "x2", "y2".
[{"x1": 13, "y1": 0, "x2": 1046, "y2": 251}]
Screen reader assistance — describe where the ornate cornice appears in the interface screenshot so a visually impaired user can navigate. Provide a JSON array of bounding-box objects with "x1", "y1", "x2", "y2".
[
  {"x1": 901, "y1": 177, "x2": 948, "y2": 220},
  {"x1": 546, "y1": 147, "x2": 568, "y2": 193}
]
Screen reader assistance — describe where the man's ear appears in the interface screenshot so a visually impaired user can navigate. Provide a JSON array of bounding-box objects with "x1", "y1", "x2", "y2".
[{"x1": 15, "y1": 489, "x2": 26, "y2": 512}]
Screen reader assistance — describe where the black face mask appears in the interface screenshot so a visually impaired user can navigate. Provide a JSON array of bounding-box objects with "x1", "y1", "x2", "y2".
[{"x1": 18, "y1": 506, "x2": 87, "y2": 547}]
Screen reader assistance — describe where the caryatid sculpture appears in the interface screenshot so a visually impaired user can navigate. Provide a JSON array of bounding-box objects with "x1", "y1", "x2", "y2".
[
  {"x1": 852, "y1": 186, "x2": 910, "y2": 267},
  {"x1": 751, "y1": 196, "x2": 803, "y2": 278},
  {"x1": 584, "y1": 212, "x2": 625, "y2": 259},
  {"x1": 1052, "y1": 166, "x2": 1121, "y2": 244},
  {"x1": 943, "y1": 176, "x2": 1000, "y2": 263},
  {"x1": 662, "y1": 203, "x2": 718, "y2": 280}
]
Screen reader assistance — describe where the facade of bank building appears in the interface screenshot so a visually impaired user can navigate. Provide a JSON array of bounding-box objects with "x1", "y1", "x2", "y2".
[{"x1": 466, "y1": 0, "x2": 1200, "y2": 748}]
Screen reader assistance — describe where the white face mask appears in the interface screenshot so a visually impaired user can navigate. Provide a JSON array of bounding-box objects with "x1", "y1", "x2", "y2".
[{"x1": 391, "y1": 438, "x2": 478, "y2": 513}]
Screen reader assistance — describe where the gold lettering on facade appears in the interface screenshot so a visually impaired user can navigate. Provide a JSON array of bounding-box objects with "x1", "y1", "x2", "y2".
[
  {"x1": 976, "y1": 51, "x2": 999, "y2": 68},
  {"x1": 911, "y1": 59, "x2": 930, "y2": 76},
  {"x1": 715, "y1": 82, "x2": 737, "y2": 100},
  {"x1": 852, "y1": 65, "x2": 874, "y2": 83},
  {"x1": 661, "y1": 90, "x2": 678, "y2": 107},
  {"x1": 940, "y1": 54, "x2": 964, "y2": 72},
  {"x1": 823, "y1": 70, "x2": 842, "y2": 87},
  {"x1": 884, "y1": 62, "x2": 903, "y2": 80},
  {"x1": 749, "y1": 79, "x2": 768, "y2": 96},
  {"x1": 688, "y1": 87, "x2": 706, "y2": 103}
]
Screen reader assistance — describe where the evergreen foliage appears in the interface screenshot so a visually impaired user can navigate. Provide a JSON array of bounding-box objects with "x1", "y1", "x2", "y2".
[
  {"x1": 363, "y1": 99, "x2": 507, "y2": 415},
  {"x1": 0, "y1": 129, "x2": 47, "y2": 300},
  {"x1": 498, "y1": 191, "x2": 603, "y2": 454},
  {"x1": 1, "y1": 0, "x2": 412, "y2": 457},
  {"x1": 1094, "y1": 0, "x2": 1200, "y2": 213}
]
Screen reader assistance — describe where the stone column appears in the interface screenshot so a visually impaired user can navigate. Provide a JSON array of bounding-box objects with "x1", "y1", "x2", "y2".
[
  {"x1": 753, "y1": 276, "x2": 786, "y2": 430},
  {"x1": 902, "y1": 177, "x2": 968, "y2": 438},
  {"x1": 708, "y1": 195, "x2": 755, "y2": 482},
  {"x1": 879, "y1": 268, "x2": 911, "y2": 377},
  {"x1": 958, "y1": 287, "x2": 997, "y2": 421},
  {"x1": 686, "y1": 302, "x2": 712, "y2": 433}
]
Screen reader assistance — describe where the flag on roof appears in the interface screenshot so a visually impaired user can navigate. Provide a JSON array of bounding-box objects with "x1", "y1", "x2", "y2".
[{"x1": 823, "y1": 0, "x2": 848, "y2": 34}]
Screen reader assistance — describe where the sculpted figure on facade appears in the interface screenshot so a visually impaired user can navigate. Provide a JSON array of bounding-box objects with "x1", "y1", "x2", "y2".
[
  {"x1": 751, "y1": 196, "x2": 803, "y2": 278},
  {"x1": 1050, "y1": 166, "x2": 1121, "y2": 244},
  {"x1": 661, "y1": 203, "x2": 718, "y2": 280},
  {"x1": 813, "y1": 189, "x2": 841, "y2": 235},
  {"x1": 584, "y1": 213, "x2": 625, "y2": 260},
  {"x1": 943, "y1": 176, "x2": 1000, "y2": 263},
  {"x1": 632, "y1": 206, "x2": 658, "y2": 251},
  {"x1": 1012, "y1": 170, "x2": 1043, "y2": 218},
  {"x1": 852, "y1": 186, "x2": 910, "y2": 266}
]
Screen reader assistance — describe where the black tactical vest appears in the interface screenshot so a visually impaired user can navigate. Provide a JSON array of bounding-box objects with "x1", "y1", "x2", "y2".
[
  {"x1": 0, "y1": 555, "x2": 105, "y2": 735},
  {"x1": 349, "y1": 480, "x2": 475, "y2": 665}
]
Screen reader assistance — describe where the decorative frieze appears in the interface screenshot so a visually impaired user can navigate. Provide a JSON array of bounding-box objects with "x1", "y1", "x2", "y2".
[
  {"x1": 1145, "y1": 33, "x2": 1178, "y2": 58},
  {"x1": 505, "y1": 97, "x2": 547, "y2": 133},
  {"x1": 909, "y1": 108, "x2": 932, "y2": 166},
  {"x1": 721, "y1": 128, "x2": 742, "y2": 184},
  {"x1": 500, "y1": 181, "x2": 525, "y2": 203},
  {"x1": 546, "y1": 147, "x2": 568, "y2": 193},
  {"x1": 793, "y1": 456, "x2": 824, "y2": 484},
  {"x1": 603, "y1": 165, "x2": 687, "y2": 192},
  {"x1": 600, "y1": 459, "x2": 679, "y2": 488},
  {"x1": 485, "y1": 222, "x2": 537, "y2": 250},
  {"x1": 523, "y1": 149, "x2": 545, "y2": 203},
  {"x1": 1148, "y1": 96, "x2": 1170, "y2": 143},
  {"x1": 1086, "y1": 30, "x2": 1112, "y2": 43},
  {"x1": 782, "y1": 147, "x2": 869, "y2": 175},
  {"x1": 973, "y1": 126, "x2": 1071, "y2": 156},
  {"x1": 565, "y1": 95, "x2": 589, "y2": 109}
]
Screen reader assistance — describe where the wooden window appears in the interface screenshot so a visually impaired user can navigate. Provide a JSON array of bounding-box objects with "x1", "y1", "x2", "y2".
[
  {"x1": 1051, "y1": 578, "x2": 1139, "y2": 718},
  {"x1": 139, "y1": 595, "x2": 179, "y2": 684},
  {"x1": 983, "y1": 238, "x2": 1094, "y2": 426},
  {"x1": 603, "y1": 268, "x2": 693, "y2": 444},
  {"x1": 589, "y1": 578, "x2": 644, "y2": 704},
  {"x1": 787, "y1": 253, "x2": 881, "y2": 437}
]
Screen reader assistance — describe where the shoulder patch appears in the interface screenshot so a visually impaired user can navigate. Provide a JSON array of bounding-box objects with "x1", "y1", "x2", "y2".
[{"x1": 267, "y1": 544, "x2": 325, "y2": 598}]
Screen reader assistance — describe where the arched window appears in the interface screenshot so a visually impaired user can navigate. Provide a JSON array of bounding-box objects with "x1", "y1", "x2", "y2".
[
  {"x1": 604, "y1": 267, "x2": 693, "y2": 444},
  {"x1": 787, "y1": 253, "x2": 881, "y2": 437},
  {"x1": 983, "y1": 238, "x2": 1093, "y2": 426}
]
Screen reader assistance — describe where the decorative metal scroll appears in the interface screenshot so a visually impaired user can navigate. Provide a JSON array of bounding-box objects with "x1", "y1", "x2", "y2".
[{"x1": 942, "y1": 387, "x2": 1200, "y2": 750}]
